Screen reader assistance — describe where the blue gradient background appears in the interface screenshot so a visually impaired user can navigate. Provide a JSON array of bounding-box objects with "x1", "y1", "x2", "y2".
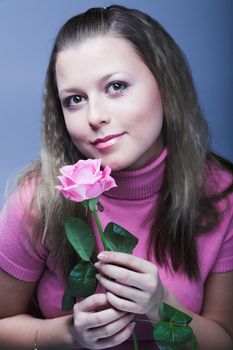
[{"x1": 0, "y1": 0, "x2": 232, "y2": 202}]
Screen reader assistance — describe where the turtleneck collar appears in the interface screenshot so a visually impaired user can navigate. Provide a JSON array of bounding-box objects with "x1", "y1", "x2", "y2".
[{"x1": 103, "y1": 148, "x2": 168, "y2": 200}]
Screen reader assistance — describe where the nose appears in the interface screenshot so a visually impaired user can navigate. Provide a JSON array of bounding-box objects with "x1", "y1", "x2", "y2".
[{"x1": 87, "y1": 98, "x2": 110, "y2": 129}]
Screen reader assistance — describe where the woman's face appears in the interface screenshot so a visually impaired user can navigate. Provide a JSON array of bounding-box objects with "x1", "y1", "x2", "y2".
[{"x1": 56, "y1": 35, "x2": 164, "y2": 171}]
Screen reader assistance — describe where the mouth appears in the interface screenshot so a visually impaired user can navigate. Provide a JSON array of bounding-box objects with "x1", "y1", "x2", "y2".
[{"x1": 92, "y1": 133, "x2": 125, "y2": 150}]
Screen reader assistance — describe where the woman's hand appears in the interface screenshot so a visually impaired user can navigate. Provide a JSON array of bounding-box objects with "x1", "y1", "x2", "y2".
[
  {"x1": 72, "y1": 293, "x2": 135, "y2": 349},
  {"x1": 95, "y1": 252, "x2": 165, "y2": 321}
]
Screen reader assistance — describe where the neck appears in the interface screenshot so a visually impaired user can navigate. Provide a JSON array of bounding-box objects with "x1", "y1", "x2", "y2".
[{"x1": 103, "y1": 148, "x2": 168, "y2": 200}]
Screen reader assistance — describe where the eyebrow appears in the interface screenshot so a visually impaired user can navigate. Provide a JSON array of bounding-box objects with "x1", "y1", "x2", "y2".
[{"x1": 58, "y1": 71, "x2": 130, "y2": 97}]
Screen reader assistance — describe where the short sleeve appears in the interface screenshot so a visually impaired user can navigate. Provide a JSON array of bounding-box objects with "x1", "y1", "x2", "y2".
[
  {"x1": 209, "y1": 164, "x2": 233, "y2": 273},
  {"x1": 211, "y1": 211, "x2": 233, "y2": 272},
  {"x1": 0, "y1": 185, "x2": 48, "y2": 281}
]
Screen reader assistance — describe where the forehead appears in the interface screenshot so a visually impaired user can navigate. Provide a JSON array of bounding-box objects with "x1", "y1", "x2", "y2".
[{"x1": 55, "y1": 35, "x2": 148, "y2": 82}]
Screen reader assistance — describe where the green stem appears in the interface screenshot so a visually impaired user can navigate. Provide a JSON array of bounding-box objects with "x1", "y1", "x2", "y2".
[
  {"x1": 132, "y1": 330, "x2": 139, "y2": 350},
  {"x1": 92, "y1": 207, "x2": 108, "y2": 251},
  {"x1": 136, "y1": 318, "x2": 158, "y2": 325}
]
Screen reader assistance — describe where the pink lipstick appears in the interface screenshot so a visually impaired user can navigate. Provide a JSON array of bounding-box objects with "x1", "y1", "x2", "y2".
[{"x1": 92, "y1": 133, "x2": 124, "y2": 150}]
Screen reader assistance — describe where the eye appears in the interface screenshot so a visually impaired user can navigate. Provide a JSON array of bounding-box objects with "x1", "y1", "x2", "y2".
[
  {"x1": 106, "y1": 81, "x2": 128, "y2": 95},
  {"x1": 62, "y1": 95, "x2": 86, "y2": 108}
]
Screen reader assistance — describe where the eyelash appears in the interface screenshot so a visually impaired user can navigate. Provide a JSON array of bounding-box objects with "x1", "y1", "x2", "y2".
[
  {"x1": 105, "y1": 81, "x2": 128, "y2": 95},
  {"x1": 62, "y1": 81, "x2": 128, "y2": 108},
  {"x1": 63, "y1": 95, "x2": 85, "y2": 108}
]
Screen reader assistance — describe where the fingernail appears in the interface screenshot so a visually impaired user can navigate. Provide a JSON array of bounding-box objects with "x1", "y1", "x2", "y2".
[
  {"x1": 97, "y1": 252, "x2": 107, "y2": 260},
  {"x1": 130, "y1": 322, "x2": 136, "y2": 329}
]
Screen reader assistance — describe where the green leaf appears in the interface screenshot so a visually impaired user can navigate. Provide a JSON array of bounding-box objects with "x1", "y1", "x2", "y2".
[
  {"x1": 189, "y1": 333, "x2": 199, "y2": 350},
  {"x1": 65, "y1": 217, "x2": 95, "y2": 261},
  {"x1": 68, "y1": 261, "x2": 98, "y2": 298},
  {"x1": 153, "y1": 320, "x2": 173, "y2": 342},
  {"x1": 154, "y1": 303, "x2": 198, "y2": 349},
  {"x1": 159, "y1": 303, "x2": 192, "y2": 325},
  {"x1": 156, "y1": 337, "x2": 197, "y2": 350},
  {"x1": 62, "y1": 288, "x2": 76, "y2": 312},
  {"x1": 153, "y1": 321, "x2": 193, "y2": 344},
  {"x1": 103, "y1": 222, "x2": 138, "y2": 254}
]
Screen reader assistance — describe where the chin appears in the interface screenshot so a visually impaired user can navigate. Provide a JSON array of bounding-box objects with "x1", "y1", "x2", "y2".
[{"x1": 100, "y1": 159, "x2": 129, "y2": 172}]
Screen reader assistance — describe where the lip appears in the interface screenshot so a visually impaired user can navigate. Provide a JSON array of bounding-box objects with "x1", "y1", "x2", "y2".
[{"x1": 92, "y1": 133, "x2": 125, "y2": 150}]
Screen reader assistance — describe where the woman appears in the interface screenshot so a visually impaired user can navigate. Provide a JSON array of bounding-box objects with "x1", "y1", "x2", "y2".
[{"x1": 0, "y1": 5, "x2": 232, "y2": 350}]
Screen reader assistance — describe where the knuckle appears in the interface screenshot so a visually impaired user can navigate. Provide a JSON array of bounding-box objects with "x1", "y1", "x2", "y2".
[
  {"x1": 74, "y1": 314, "x2": 84, "y2": 329},
  {"x1": 114, "y1": 298, "x2": 124, "y2": 310},
  {"x1": 121, "y1": 270, "x2": 130, "y2": 281},
  {"x1": 127, "y1": 254, "x2": 134, "y2": 265},
  {"x1": 103, "y1": 324, "x2": 112, "y2": 337},
  {"x1": 94, "y1": 313, "x2": 103, "y2": 325},
  {"x1": 146, "y1": 278, "x2": 157, "y2": 292},
  {"x1": 150, "y1": 264, "x2": 157, "y2": 274},
  {"x1": 73, "y1": 302, "x2": 80, "y2": 313},
  {"x1": 142, "y1": 292, "x2": 151, "y2": 304},
  {"x1": 148, "y1": 262, "x2": 158, "y2": 276},
  {"x1": 114, "y1": 282, "x2": 123, "y2": 294},
  {"x1": 93, "y1": 293, "x2": 106, "y2": 303}
]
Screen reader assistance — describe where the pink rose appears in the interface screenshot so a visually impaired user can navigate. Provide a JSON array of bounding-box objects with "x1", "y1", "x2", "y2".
[{"x1": 56, "y1": 159, "x2": 117, "y2": 202}]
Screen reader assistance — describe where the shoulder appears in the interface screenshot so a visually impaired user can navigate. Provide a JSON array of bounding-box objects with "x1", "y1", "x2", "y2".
[
  {"x1": 199, "y1": 156, "x2": 233, "y2": 273},
  {"x1": 0, "y1": 172, "x2": 43, "y2": 244},
  {"x1": 2, "y1": 159, "x2": 42, "y2": 217},
  {"x1": 204, "y1": 154, "x2": 233, "y2": 196},
  {"x1": 0, "y1": 176, "x2": 48, "y2": 281},
  {"x1": 3, "y1": 177, "x2": 38, "y2": 221}
]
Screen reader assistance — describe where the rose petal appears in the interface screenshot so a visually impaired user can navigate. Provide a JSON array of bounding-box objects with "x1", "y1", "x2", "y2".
[{"x1": 56, "y1": 159, "x2": 116, "y2": 202}]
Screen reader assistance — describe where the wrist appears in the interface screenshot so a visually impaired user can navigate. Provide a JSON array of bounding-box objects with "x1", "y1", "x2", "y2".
[
  {"x1": 33, "y1": 319, "x2": 44, "y2": 350},
  {"x1": 61, "y1": 316, "x2": 83, "y2": 349},
  {"x1": 146, "y1": 285, "x2": 166, "y2": 321},
  {"x1": 37, "y1": 316, "x2": 82, "y2": 350}
]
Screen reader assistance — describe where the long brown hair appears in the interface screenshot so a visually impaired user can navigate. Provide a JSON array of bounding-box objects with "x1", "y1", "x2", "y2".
[{"x1": 16, "y1": 5, "x2": 233, "y2": 278}]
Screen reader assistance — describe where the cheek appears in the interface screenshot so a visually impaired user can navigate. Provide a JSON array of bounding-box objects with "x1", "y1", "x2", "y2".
[
  {"x1": 127, "y1": 99, "x2": 163, "y2": 127},
  {"x1": 63, "y1": 115, "x2": 86, "y2": 142},
  {"x1": 133, "y1": 99, "x2": 163, "y2": 143},
  {"x1": 148, "y1": 86, "x2": 163, "y2": 117},
  {"x1": 125, "y1": 83, "x2": 163, "y2": 123}
]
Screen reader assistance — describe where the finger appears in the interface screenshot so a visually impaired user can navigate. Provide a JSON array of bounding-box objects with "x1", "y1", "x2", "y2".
[
  {"x1": 85, "y1": 307, "x2": 127, "y2": 328},
  {"x1": 106, "y1": 292, "x2": 140, "y2": 314},
  {"x1": 74, "y1": 301, "x2": 127, "y2": 331},
  {"x1": 96, "y1": 273, "x2": 146, "y2": 302},
  {"x1": 95, "y1": 262, "x2": 145, "y2": 289},
  {"x1": 90, "y1": 313, "x2": 135, "y2": 340},
  {"x1": 94, "y1": 321, "x2": 135, "y2": 349},
  {"x1": 75, "y1": 293, "x2": 109, "y2": 312},
  {"x1": 75, "y1": 294, "x2": 128, "y2": 328},
  {"x1": 97, "y1": 251, "x2": 157, "y2": 274}
]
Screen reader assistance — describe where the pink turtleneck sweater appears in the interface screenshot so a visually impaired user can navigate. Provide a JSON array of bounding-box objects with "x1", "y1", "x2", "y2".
[{"x1": 0, "y1": 149, "x2": 233, "y2": 349}]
